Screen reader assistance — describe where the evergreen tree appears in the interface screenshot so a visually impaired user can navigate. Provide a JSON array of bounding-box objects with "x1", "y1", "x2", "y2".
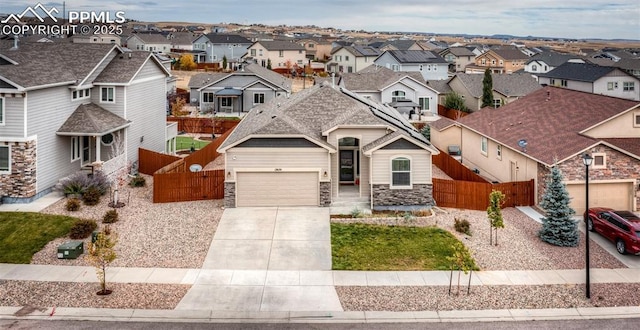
[
  {"x1": 222, "y1": 55, "x2": 228, "y2": 70},
  {"x1": 481, "y1": 68, "x2": 494, "y2": 108},
  {"x1": 487, "y1": 190, "x2": 505, "y2": 245},
  {"x1": 539, "y1": 166, "x2": 578, "y2": 247},
  {"x1": 444, "y1": 92, "x2": 469, "y2": 113},
  {"x1": 267, "y1": 58, "x2": 272, "y2": 70},
  {"x1": 420, "y1": 125, "x2": 430, "y2": 141}
]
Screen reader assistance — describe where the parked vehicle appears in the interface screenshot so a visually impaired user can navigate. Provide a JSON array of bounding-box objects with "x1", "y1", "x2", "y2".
[{"x1": 584, "y1": 207, "x2": 640, "y2": 255}]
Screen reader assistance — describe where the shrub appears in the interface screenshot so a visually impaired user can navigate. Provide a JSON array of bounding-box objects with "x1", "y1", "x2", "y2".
[
  {"x1": 83, "y1": 186, "x2": 102, "y2": 206},
  {"x1": 58, "y1": 172, "x2": 91, "y2": 196},
  {"x1": 129, "y1": 175, "x2": 146, "y2": 187},
  {"x1": 350, "y1": 207, "x2": 362, "y2": 218},
  {"x1": 103, "y1": 209, "x2": 119, "y2": 224},
  {"x1": 65, "y1": 198, "x2": 81, "y2": 212},
  {"x1": 454, "y1": 218, "x2": 472, "y2": 236},
  {"x1": 89, "y1": 170, "x2": 111, "y2": 195},
  {"x1": 69, "y1": 219, "x2": 98, "y2": 239}
]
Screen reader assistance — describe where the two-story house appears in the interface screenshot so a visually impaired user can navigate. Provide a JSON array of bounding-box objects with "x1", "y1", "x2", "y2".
[
  {"x1": 243, "y1": 40, "x2": 306, "y2": 70},
  {"x1": 0, "y1": 42, "x2": 172, "y2": 203},
  {"x1": 126, "y1": 33, "x2": 172, "y2": 53},
  {"x1": 538, "y1": 62, "x2": 640, "y2": 101},
  {"x1": 298, "y1": 38, "x2": 333, "y2": 61},
  {"x1": 373, "y1": 50, "x2": 449, "y2": 81},
  {"x1": 438, "y1": 47, "x2": 476, "y2": 73},
  {"x1": 188, "y1": 63, "x2": 292, "y2": 114},
  {"x1": 191, "y1": 34, "x2": 252, "y2": 64},
  {"x1": 446, "y1": 73, "x2": 542, "y2": 111},
  {"x1": 338, "y1": 66, "x2": 440, "y2": 120},
  {"x1": 377, "y1": 40, "x2": 423, "y2": 52},
  {"x1": 524, "y1": 52, "x2": 585, "y2": 78},
  {"x1": 466, "y1": 47, "x2": 529, "y2": 74},
  {"x1": 327, "y1": 45, "x2": 381, "y2": 74}
]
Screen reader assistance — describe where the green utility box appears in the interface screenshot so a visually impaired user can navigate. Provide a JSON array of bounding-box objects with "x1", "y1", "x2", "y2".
[
  {"x1": 57, "y1": 241, "x2": 84, "y2": 259},
  {"x1": 91, "y1": 231, "x2": 100, "y2": 243}
]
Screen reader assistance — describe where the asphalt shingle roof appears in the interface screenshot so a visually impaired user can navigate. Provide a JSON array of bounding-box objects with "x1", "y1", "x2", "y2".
[
  {"x1": 339, "y1": 65, "x2": 426, "y2": 91},
  {"x1": 453, "y1": 73, "x2": 542, "y2": 98},
  {"x1": 256, "y1": 40, "x2": 305, "y2": 51},
  {"x1": 57, "y1": 103, "x2": 131, "y2": 135},
  {"x1": 491, "y1": 47, "x2": 530, "y2": 60},
  {"x1": 538, "y1": 62, "x2": 617, "y2": 82},
  {"x1": 380, "y1": 40, "x2": 418, "y2": 51},
  {"x1": 94, "y1": 51, "x2": 156, "y2": 84},
  {"x1": 130, "y1": 33, "x2": 169, "y2": 44},
  {"x1": 440, "y1": 47, "x2": 475, "y2": 57},
  {"x1": 188, "y1": 64, "x2": 292, "y2": 91},
  {"x1": 203, "y1": 34, "x2": 252, "y2": 44},
  {"x1": 526, "y1": 52, "x2": 582, "y2": 67},
  {"x1": 385, "y1": 50, "x2": 447, "y2": 64},
  {"x1": 457, "y1": 86, "x2": 640, "y2": 165}
]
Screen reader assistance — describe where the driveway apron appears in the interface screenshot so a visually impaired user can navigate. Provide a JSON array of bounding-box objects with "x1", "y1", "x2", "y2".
[{"x1": 176, "y1": 207, "x2": 343, "y2": 312}]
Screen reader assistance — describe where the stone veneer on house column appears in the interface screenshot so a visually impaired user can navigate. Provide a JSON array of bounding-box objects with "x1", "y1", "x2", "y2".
[
  {"x1": 224, "y1": 182, "x2": 236, "y2": 208},
  {"x1": 320, "y1": 181, "x2": 331, "y2": 206},
  {"x1": 372, "y1": 184, "x2": 434, "y2": 209},
  {"x1": 0, "y1": 141, "x2": 37, "y2": 200}
]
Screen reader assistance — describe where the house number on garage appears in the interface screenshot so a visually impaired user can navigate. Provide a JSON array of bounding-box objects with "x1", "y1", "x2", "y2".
[{"x1": 274, "y1": 168, "x2": 282, "y2": 172}]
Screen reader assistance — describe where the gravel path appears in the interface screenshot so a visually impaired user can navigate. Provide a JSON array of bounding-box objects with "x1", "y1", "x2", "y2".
[{"x1": 34, "y1": 174, "x2": 224, "y2": 268}]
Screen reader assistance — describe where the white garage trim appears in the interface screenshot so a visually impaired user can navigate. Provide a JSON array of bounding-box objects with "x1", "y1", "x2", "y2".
[
  {"x1": 565, "y1": 180, "x2": 635, "y2": 215},
  {"x1": 236, "y1": 171, "x2": 320, "y2": 207}
]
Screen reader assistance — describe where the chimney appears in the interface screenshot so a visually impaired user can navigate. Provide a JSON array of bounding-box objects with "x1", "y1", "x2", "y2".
[
  {"x1": 128, "y1": 53, "x2": 132, "y2": 59},
  {"x1": 11, "y1": 35, "x2": 18, "y2": 50},
  {"x1": 546, "y1": 90, "x2": 550, "y2": 101}
]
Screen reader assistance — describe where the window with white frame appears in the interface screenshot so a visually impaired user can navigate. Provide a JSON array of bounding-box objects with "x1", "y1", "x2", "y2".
[
  {"x1": 592, "y1": 153, "x2": 606, "y2": 169},
  {"x1": 101, "y1": 133, "x2": 114, "y2": 146},
  {"x1": 345, "y1": 55, "x2": 349, "y2": 61},
  {"x1": 607, "y1": 82, "x2": 614, "y2": 90},
  {"x1": 71, "y1": 137, "x2": 81, "y2": 161},
  {"x1": 496, "y1": 144, "x2": 502, "y2": 160},
  {"x1": 391, "y1": 64, "x2": 399, "y2": 71},
  {"x1": 100, "y1": 87, "x2": 114, "y2": 103},
  {"x1": 253, "y1": 93, "x2": 265, "y2": 105},
  {"x1": 391, "y1": 90, "x2": 405, "y2": 102},
  {"x1": 391, "y1": 157, "x2": 411, "y2": 187},
  {"x1": 72, "y1": 88, "x2": 91, "y2": 101},
  {"x1": 481, "y1": 58, "x2": 486, "y2": 65},
  {"x1": 0, "y1": 145, "x2": 9, "y2": 172},
  {"x1": 202, "y1": 92, "x2": 214, "y2": 103},
  {"x1": 250, "y1": 49, "x2": 256, "y2": 56},
  {"x1": 623, "y1": 82, "x2": 635, "y2": 91},
  {"x1": 481, "y1": 137, "x2": 488, "y2": 155},
  {"x1": 0, "y1": 97, "x2": 4, "y2": 125},
  {"x1": 418, "y1": 97, "x2": 429, "y2": 111},
  {"x1": 493, "y1": 99, "x2": 501, "y2": 108},
  {"x1": 279, "y1": 50, "x2": 284, "y2": 57},
  {"x1": 532, "y1": 64, "x2": 538, "y2": 71}
]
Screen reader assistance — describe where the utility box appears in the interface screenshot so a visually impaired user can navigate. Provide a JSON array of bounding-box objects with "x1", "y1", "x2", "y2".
[
  {"x1": 91, "y1": 231, "x2": 100, "y2": 243},
  {"x1": 57, "y1": 241, "x2": 84, "y2": 259}
]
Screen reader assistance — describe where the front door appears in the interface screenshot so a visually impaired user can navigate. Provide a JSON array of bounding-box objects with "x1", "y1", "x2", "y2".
[
  {"x1": 340, "y1": 150, "x2": 354, "y2": 182},
  {"x1": 220, "y1": 97, "x2": 233, "y2": 113},
  {"x1": 82, "y1": 136, "x2": 91, "y2": 166}
]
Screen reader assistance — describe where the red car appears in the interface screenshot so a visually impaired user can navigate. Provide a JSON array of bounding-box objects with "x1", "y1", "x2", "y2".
[{"x1": 584, "y1": 207, "x2": 640, "y2": 255}]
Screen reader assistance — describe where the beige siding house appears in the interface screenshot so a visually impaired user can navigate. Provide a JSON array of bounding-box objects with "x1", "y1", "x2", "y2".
[
  {"x1": 218, "y1": 84, "x2": 439, "y2": 210},
  {"x1": 243, "y1": 40, "x2": 306, "y2": 70},
  {"x1": 430, "y1": 86, "x2": 640, "y2": 214}
]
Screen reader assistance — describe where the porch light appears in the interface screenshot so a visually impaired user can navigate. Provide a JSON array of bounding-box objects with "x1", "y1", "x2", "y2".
[{"x1": 323, "y1": 171, "x2": 328, "y2": 177}]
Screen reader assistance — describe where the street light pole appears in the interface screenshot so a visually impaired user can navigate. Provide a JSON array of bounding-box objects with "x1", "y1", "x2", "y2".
[{"x1": 582, "y1": 153, "x2": 593, "y2": 299}]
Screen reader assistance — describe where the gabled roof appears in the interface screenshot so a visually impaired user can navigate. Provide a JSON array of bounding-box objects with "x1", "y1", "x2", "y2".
[
  {"x1": 380, "y1": 40, "x2": 418, "y2": 51},
  {"x1": 129, "y1": 33, "x2": 169, "y2": 44},
  {"x1": 451, "y1": 73, "x2": 542, "y2": 98},
  {"x1": 218, "y1": 83, "x2": 437, "y2": 153},
  {"x1": 57, "y1": 103, "x2": 131, "y2": 136},
  {"x1": 253, "y1": 40, "x2": 305, "y2": 51},
  {"x1": 94, "y1": 51, "x2": 169, "y2": 84},
  {"x1": 331, "y1": 45, "x2": 381, "y2": 57},
  {"x1": 538, "y1": 62, "x2": 619, "y2": 82},
  {"x1": 457, "y1": 86, "x2": 640, "y2": 166},
  {"x1": 487, "y1": 47, "x2": 529, "y2": 60},
  {"x1": 382, "y1": 50, "x2": 447, "y2": 64},
  {"x1": 201, "y1": 33, "x2": 252, "y2": 44},
  {"x1": 526, "y1": 51, "x2": 583, "y2": 67},
  {"x1": 425, "y1": 79, "x2": 453, "y2": 94},
  {"x1": 439, "y1": 47, "x2": 475, "y2": 57},
  {"x1": 339, "y1": 66, "x2": 429, "y2": 92},
  {"x1": 602, "y1": 138, "x2": 640, "y2": 159},
  {"x1": 188, "y1": 63, "x2": 292, "y2": 91}
]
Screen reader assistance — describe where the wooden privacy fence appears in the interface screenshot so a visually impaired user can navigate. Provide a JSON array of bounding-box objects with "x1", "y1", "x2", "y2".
[
  {"x1": 138, "y1": 149, "x2": 181, "y2": 175},
  {"x1": 438, "y1": 104, "x2": 469, "y2": 121},
  {"x1": 138, "y1": 127, "x2": 235, "y2": 203},
  {"x1": 432, "y1": 148, "x2": 487, "y2": 183},
  {"x1": 166, "y1": 117, "x2": 240, "y2": 135},
  {"x1": 433, "y1": 178, "x2": 535, "y2": 210}
]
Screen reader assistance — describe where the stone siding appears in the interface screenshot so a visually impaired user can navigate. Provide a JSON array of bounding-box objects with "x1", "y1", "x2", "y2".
[
  {"x1": 372, "y1": 184, "x2": 434, "y2": 210},
  {"x1": 320, "y1": 181, "x2": 331, "y2": 206},
  {"x1": 224, "y1": 182, "x2": 236, "y2": 208},
  {"x1": 0, "y1": 140, "x2": 37, "y2": 200}
]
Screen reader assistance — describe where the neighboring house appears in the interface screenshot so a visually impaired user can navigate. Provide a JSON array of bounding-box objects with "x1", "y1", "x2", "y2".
[
  {"x1": 438, "y1": 47, "x2": 476, "y2": 73},
  {"x1": 191, "y1": 34, "x2": 252, "y2": 64},
  {"x1": 447, "y1": 73, "x2": 542, "y2": 111},
  {"x1": 217, "y1": 83, "x2": 440, "y2": 210},
  {"x1": 524, "y1": 52, "x2": 585, "y2": 77},
  {"x1": 126, "y1": 33, "x2": 172, "y2": 53},
  {"x1": 429, "y1": 86, "x2": 640, "y2": 214},
  {"x1": 338, "y1": 65, "x2": 440, "y2": 119},
  {"x1": 167, "y1": 32, "x2": 197, "y2": 51},
  {"x1": 373, "y1": 50, "x2": 449, "y2": 81},
  {"x1": 466, "y1": 47, "x2": 529, "y2": 74},
  {"x1": 188, "y1": 63, "x2": 292, "y2": 114},
  {"x1": 72, "y1": 34, "x2": 121, "y2": 46},
  {"x1": 327, "y1": 45, "x2": 381, "y2": 74},
  {"x1": 243, "y1": 40, "x2": 307, "y2": 70},
  {"x1": 588, "y1": 58, "x2": 640, "y2": 80},
  {"x1": 378, "y1": 40, "x2": 423, "y2": 52},
  {"x1": 0, "y1": 42, "x2": 173, "y2": 203},
  {"x1": 538, "y1": 62, "x2": 640, "y2": 101},
  {"x1": 298, "y1": 38, "x2": 332, "y2": 61}
]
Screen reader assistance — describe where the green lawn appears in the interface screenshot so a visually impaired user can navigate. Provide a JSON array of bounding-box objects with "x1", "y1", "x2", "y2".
[
  {"x1": 331, "y1": 223, "x2": 477, "y2": 271},
  {"x1": 0, "y1": 212, "x2": 77, "y2": 263},
  {"x1": 176, "y1": 136, "x2": 210, "y2": 151}
]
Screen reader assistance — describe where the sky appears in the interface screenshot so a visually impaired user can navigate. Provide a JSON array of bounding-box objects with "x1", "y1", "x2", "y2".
[{"x1": 2, "y1": 0, "x2": 640, "y2": 40}]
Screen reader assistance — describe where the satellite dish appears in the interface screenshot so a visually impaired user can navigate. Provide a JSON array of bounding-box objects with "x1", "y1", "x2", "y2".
[
  {"x1": 518, "y1": 139, "x2": 528, "y2": 151},
  {"x1": 189, "y1": 164, "x2": 203, "y2": 172}
]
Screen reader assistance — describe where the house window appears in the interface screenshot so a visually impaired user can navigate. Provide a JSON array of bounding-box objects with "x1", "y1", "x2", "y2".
[
  {"x1": 71, "y1": 137, "x2": 81, "y2": 161},
  {"x1": 561, "y1": 80, "x2": 568, "y2": 87},
  {"x1": 345, "y1": 55, "x2": 349, "y2": 61},
  {"x1": 0, "y1": 97, "x2": 4, "y2": 125},
  {"x1": 101, "y1": 133, "x2": 114, "y2": 146},
  {"x1": 491, "y1": 59, "x2": 496, "y2": 65},
  {"x1": 592, "y1": 153, "x2": 606, "y2": 169},
  {"x1": 481, "y1": 137, "x2": 488, "y2": 156},
  {"x1": 0, "y1": 145, "x2": 9, "y2": 172},
  {"x1": 391, "y1": 64, "x2": 399, "y2": 71},
  {"x1": 493, "y1": 99, "x2": 501, "y2": 108},
  {"x1": 250, "y1": 49, "x2": 256, "y2": 56},
  {"x1": 100, "y1": 87, "x2": 115, "y2": 103},
  {"x1": 635, "y1": 113, "x2": 640, "y2": 127},
  {"x1": 392, "y1": 90, "x2": 405, "y2": 102},
  {"x1": 297, "y1": 60, "x2": 303, "y2": 65},
  {"x1": 481, "y1": 59, "x2": 486, "y2": 65},
  {"x1": 418, "y1": 97, "x2": 429, "y2": 110},
  {"x1": 298, "y1": 50, "x2": 302, "y2": 54},
  {"x1": 623, "y1": 82, "x2": 635, "y2": 91},
  {"x1": 607, "y1": 82, "x2": 614, "y2": 90},
  {"x1": 532, "y1": 64, "x2": 538, "y2": 71},
  {"x1": 391, "y1": 157, "x2": 411, "y2": 188},
  {"x1": 497, "y1": 144, "x2": 502, "y2": 160},
  {"x1": 72, "y1": 88, "x2": 91, "y2": 101},
  {"x1": 279, "y1": 50, "x2": 284, "y2": 57},
  {"x1": 253, "y1": 93, "x2": 265, "y2": 105},
  {"x1": 309, "y1": 43, "x2": 314, "y2": 48},
  {"x1": 499, "y1": 60, "x2": 503, "y2": 65},
  {"x1": 202, "y1": 92, "x2": 214, "y2": 103},
  {"x1": 221, "y1": 98, "x2": 232, "y2": 107},
  {"x1": 259, "y1": 49, "x2": 263, "y2": 56},
  {"x1": 335, "y1": 55, "x2": 342, "y2": 61}
]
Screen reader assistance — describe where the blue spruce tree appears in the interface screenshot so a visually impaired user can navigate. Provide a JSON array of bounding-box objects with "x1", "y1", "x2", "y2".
[{"x1": 539, "y1": 165, "x2": 579, "y2": 246}]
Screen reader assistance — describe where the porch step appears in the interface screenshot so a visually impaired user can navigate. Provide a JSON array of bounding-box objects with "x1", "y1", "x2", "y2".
[{"x1": 330, "y1": 201, "x2": 371, "y2": 215}]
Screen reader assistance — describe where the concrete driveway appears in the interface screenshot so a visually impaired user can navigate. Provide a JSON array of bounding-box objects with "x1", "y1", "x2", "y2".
[
  {"x1": 576, "y1": 219, "x2": 640, "y2": 269},
  {"x1": 177, "y1": 207, "x2": 342, "y2": 312}
]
